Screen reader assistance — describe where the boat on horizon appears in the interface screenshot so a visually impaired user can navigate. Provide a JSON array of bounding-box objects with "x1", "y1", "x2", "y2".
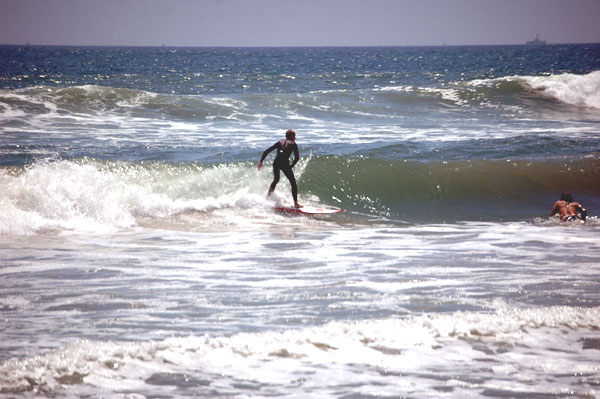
[{"x1": 526, "y1": 34, "x2": 547, "y2": 45}]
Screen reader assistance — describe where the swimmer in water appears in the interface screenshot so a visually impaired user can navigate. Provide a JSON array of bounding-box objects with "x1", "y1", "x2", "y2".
[{"x1": 550, "y1": 192, "x2": 587, "y2": 222}]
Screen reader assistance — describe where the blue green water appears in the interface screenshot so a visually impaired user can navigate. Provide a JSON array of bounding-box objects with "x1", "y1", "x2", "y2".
[{"x1": 1, "y1": 45, "x2": 600, "y2": 398}]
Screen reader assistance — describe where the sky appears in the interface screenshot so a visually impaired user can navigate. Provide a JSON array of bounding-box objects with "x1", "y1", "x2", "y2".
[{"x1": 1, "y1": 0, "x2": 599, "y2": 47}]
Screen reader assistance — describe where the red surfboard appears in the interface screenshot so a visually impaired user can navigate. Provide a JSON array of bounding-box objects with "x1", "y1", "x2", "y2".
[{"x1": 275, "y1": 205, "x2": 345, "y2": 215}]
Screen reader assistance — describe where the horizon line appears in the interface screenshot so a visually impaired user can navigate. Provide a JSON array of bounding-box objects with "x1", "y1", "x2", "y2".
[{"x1": 2, "y1": 41, "x2": 600, "y2": 49}]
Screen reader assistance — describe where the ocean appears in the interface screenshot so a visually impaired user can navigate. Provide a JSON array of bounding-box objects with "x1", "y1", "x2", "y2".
[{"x1": 1, "y1": 44, "x2": 599, "y2": 398}]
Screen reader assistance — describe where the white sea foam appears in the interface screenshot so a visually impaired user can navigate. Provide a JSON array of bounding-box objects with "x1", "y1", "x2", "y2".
[
  {"x1": 471, "y1": 71, "x2": 600, "y2": 109},
  {"x1": 1, "y1": 219, "x2": 599, "y2": 397},
  {"x1": 519, "y1": 71, "x2": 600, "y2": 109},
  {"x1": 1, "y1": 306, "x2": 597, "y2": 397},
  {"x1": 0, "y1": 159, "x2": 314, "y2": 235}
]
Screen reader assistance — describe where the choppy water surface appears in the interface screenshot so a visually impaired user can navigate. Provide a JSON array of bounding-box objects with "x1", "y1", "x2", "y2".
[{"x1": 1, "y1": 45, "x2": 600, "y2": 398}]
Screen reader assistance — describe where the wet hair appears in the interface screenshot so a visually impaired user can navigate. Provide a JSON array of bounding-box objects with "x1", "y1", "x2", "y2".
[
  {"x1": 285, "y1": 129, "x2": 296, "y2": 140},
  {"x1": 560, "y1": 192, "x2": 573, "y2": 202}
]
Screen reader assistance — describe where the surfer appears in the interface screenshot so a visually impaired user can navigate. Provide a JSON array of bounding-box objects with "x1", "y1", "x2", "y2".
[
  {"x1": 258, "y1": 129, "x2": 302, "y2": 208},
  {"x1": 550, "y1": 192, "x2": 587, "y2": 222}
]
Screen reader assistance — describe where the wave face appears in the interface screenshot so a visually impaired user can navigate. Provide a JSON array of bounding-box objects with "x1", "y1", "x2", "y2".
[
  {"x1": 303, "y1": 156, "x2": 600, "y2": 222},
  {"x1": 1, "y1": 156, "x2": 599, "y2": 234}
]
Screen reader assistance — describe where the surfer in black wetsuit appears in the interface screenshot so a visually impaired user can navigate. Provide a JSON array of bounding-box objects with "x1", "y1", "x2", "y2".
[
  {"x1": 550, "y1": 192, "x2": 587, "y2": 222},
  {"x1": 258, "y1": 129, "x2": 302, "y2": 208}
]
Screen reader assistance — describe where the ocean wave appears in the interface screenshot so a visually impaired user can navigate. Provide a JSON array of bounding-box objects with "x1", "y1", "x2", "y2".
[
  {"x1": 0, "y1": 85, "x2": 251, "y2": 121},
  {"x1": 374, "y1": 71, "x2": 600, "y2": 113},
  {"x1": 303, "y1": 155, "x2": 600, "y2": 220},
  {"x1": 0, "y1": 158, "x2": 318, "y2": 235},
  {"x1": 1, "y1": 156, "x2": 598, "y2": 234},
  {"x1": 1, "y1": 306, "x2": 597, "y2": 395},
  {"x1": 469, "y1": 70, "x2": 600, "y2": 109},
  {"x1": 0, "y1": 84, "x2": 400, "y2": 125},
  {"x1": 2, "y1": 71, "x2": 599, "y2": 130}
]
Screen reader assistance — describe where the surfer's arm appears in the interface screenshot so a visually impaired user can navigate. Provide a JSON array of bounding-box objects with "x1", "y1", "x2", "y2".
[
  {"x1": 260, "y1": 143, "x2": 278, "y2": 162},
  {"x1": 290, "y1": 144, "x2": 300, "y2": 168},
  {"x1": 550, "y1": 201, "x2": 560, "y2": 217},
  {"x1": 258, "y1": 142, "x2": 279, "y2": 169},
  {"x1": 575, "y1": 203, "x2": 587, "y2": 221}
]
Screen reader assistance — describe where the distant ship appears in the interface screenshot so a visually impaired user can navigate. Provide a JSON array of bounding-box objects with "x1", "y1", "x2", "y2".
[{"x1": 526, "y1": 34, "x2": 546, "y2": 46}]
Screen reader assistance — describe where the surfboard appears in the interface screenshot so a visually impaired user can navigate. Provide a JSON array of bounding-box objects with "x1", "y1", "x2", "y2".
[{"x1": 275, "y1": 205, "x2": 345, "y2": 215}]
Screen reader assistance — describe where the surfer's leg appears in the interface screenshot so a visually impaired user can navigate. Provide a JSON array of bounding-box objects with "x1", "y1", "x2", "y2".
[
  {"x1": 281, "y1": 167, "x2": 298, "y2": 204},
  {"x1": 268, "y1": 166, "x2": 280, "y2": 196}
]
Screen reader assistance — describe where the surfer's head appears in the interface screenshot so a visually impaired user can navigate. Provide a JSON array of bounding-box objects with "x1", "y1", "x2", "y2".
[
  {"x1": 560, "y1": 192, "x2": 573, "y2": 202},
  {"x1": 285, "y1": 129, "x2": 296, "y2": 141}
]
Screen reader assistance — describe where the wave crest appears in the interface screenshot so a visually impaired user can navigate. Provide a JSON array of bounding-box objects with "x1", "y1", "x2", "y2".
[
  {"x1": 2, "y1": 155, "x2": 598, "y2": 234},
  {"x1": 470, "y1": 71, "x2": 600, "y2": 109},
  {"x1": 0, "y1": 159, "x2": 288, "y2": 235}
]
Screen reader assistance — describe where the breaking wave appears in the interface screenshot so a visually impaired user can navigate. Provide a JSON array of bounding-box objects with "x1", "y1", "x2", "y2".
[
  {"x1": 1, "y1": 155, "x2": 598, "y2": 234},
  {"x1": 2, "y1": 71, "x2": 599, "y2": 128},
  {"x1": 469, "y1": 70, "x2": 600, "y2": 109}
]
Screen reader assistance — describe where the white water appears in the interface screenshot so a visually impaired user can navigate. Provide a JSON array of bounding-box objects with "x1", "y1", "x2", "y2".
[
  {"x1": 520, "y1": 71, "x2": 600, "y2": 109},
  {"x1": 470, "y1": 71, "x2": 600, "y2": 110},
  {"x1": 1, "y1": 221, "x2": 599, "y2": 397},
  {"x1": 2, "y1": 56, "x2": 600, "y2": 398},
  {"x1": 2, "y1": 307, "x2": 598, "y2": 398},
  {"x1": 0, "y1": 159, "x2": 318, "y2": 235}
]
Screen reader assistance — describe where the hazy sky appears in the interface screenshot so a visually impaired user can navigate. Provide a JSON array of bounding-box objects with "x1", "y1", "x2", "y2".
[{"x1": 1, "y1": 0, "x2": 599, "y2": 47}]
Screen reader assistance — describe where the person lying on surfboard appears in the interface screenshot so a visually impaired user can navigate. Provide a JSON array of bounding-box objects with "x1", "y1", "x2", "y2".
[
  {"x1": 258, "y1": 129, "x2": 302, "y2": 208},
  {"x1": 550, "y1": 192, "x2": 587, "y2": 222}
]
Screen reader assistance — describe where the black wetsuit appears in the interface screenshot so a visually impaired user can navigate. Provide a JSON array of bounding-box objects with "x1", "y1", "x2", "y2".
[{"x1": 260, "y1": 139, "x2": 300, "y2": 202}]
